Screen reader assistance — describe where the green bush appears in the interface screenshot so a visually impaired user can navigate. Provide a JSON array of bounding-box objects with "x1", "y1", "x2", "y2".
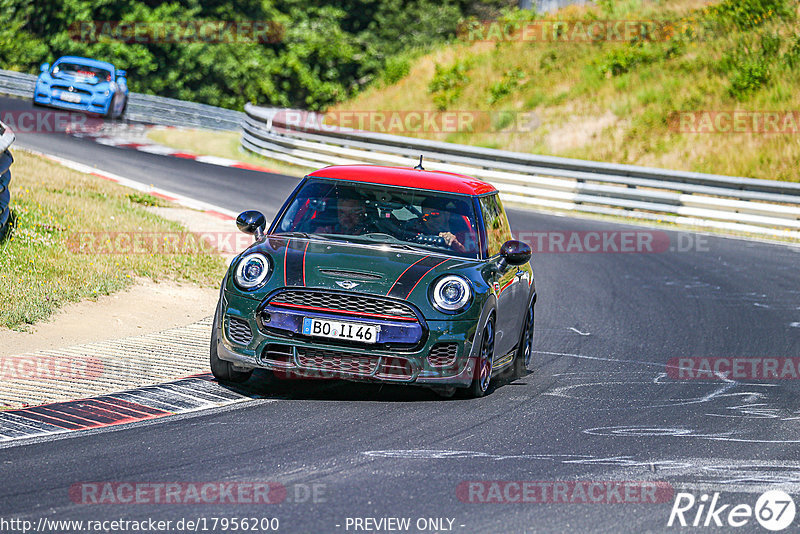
[
  {"x1": 487, "y1": 67, "x2": 525, "y2": 104},
  {"x1": 382, "y1": 55, "x2": 411, "y2": 85},
  {"x1": 784, "y1": 35, "x2": 800, "y2": 70},
  {"x1": 720, "y1": 32, "x2": 784, "y2": 99},
  {"x1": 729, "y1": 61, "x2": 771, "y2": 99},
  {"x1": 596, "y1": 43, "x2": 660, "y2": 77},
  {"x1": 707, "y1": 0, "x2": 792, "y2": 30},
  {"x1": 428, "y1": 60, "x2": 472, "y2": 110}
]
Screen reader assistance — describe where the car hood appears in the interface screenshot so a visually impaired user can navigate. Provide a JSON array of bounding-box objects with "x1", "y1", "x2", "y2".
[{"x1": 250, "y1": 236, "x2": 483, "y2": 300}]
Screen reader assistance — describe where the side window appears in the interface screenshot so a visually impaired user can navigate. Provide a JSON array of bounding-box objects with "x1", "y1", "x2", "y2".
[{"x1": 479, "y1": 194, "x2": 512, "y2": 257}]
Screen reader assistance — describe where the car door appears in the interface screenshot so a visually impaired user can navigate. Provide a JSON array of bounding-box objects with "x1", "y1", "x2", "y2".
[
  {"x1": 497, "y1": 196, "x2": 533, "y2": 327},
  {"x1": 479, "y1": 193, "x2": 524, "y2": 358}
]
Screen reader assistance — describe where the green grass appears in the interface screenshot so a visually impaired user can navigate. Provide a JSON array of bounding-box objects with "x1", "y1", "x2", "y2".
[
  {"x1": 331, "y1": 0, "x2": 800, "y2": 181},
  {"x1": 146, "y1": 128, "x2": 310, "y2": 178},
  {"x1": 0, "y1": 151, "x2": 226, "y2": 330},
  {"x1": 127, "y1": 192, "x2": 171, "y2": 207}
]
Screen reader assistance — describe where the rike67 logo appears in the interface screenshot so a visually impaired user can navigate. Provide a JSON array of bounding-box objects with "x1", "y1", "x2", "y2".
[{"x1": 668, "y1": 490, "x2": 796, "y2": 531}]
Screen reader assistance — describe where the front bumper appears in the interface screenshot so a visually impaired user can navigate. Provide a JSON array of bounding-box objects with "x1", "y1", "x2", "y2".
[
  {"x1": 34, "y1": 89, "x2": 109, "y2": 115},
  {"x1": 216, "y1": 291, "x2": 480, "y2": 387}
]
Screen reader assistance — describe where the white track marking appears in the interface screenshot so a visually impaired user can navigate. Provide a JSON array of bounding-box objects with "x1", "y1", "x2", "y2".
[{"x1": 568, "y1": 327, "x2": 591, "y2": 336}]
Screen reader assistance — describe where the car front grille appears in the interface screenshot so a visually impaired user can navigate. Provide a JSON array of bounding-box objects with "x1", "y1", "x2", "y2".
[
  {"x1": 52, "y1": 85, "x2": 92, "y2": 97},
  {"x1": 427, "y1": 343, "x2": 458, "y2": 367},
  {"x1": 261, "y1": 344, "x2": 293, "y2": 367},
  {"x1": 296, "y1": 347, "x2": 379, "y2": 375},
  {"x1": 268, "y1": 289, "x2": 417, "y2": 321},
  {"x1": 226, "y1": 316, "x2": 253, "y2": 345},
  {"x1": 376, "y1": 357, "x2": 415, "y2": 380}
]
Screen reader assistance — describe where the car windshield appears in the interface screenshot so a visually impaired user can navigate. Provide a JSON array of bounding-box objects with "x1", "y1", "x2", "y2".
[
  {"x1": 274, "y1": 179, "x2": 481, "y2": 259},
  {"x1": 52, "y1": 62, "x2": 112, "y2": 82}
]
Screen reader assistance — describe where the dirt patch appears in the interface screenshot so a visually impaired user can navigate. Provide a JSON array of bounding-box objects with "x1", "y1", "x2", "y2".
[
  {"x1": 0, "y1": 279, "x2": 218, "y2": 356},
  {"x1": 0, "y1": 205, "x2": 238, "y2": 357},
  {"x1": 545, "y1": 110, "x2": 618, "y2": 153}
]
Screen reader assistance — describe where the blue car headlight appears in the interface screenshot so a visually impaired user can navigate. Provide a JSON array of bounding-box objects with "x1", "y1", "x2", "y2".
[
  {"x1": 430, "y1": 275, "x2": 472, "y2": 313},
  {"x1": 234, "y1": 253, "x2": 272, "y2": 290}
]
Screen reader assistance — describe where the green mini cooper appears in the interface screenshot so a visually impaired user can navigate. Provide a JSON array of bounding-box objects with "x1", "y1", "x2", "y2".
[{"x1": 211, "y1": 164, "x2": 536, "y2": 397}]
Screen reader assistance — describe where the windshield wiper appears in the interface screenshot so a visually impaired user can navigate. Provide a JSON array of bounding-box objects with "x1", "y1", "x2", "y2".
[
  {"x1": 274, "y1": 231, "x2": 311, "y2": 239},
  {"x1": 361, "y1": 233, "x2": 428, "y2": 252},
  {"x1": 362, "y1": 232, "x2": 401, "y2": 242}
]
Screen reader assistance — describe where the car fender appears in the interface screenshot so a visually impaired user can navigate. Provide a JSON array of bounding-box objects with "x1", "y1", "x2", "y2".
[{"x1": 466, "y1": 291, "x2": 498, "y2": 365}]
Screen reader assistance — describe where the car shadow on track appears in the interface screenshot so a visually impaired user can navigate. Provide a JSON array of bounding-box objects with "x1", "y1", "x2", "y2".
[{"x1": 214, "y1": 368, "x2": 533, "y2": 403}]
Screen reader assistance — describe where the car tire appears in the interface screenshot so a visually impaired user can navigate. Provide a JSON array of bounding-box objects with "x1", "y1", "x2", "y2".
[
  {"x1": 461, "y1": 318, "x2": 495, "y2": 398},
  {"x1": 105, "y1": 96, "x2": 117, "y2": 119},
  {"x1": 119, "y1": 97, "x2": 127, "y2": 118},
  {"x1": 513, "y1": 303, "x2": 534, "y2": 378},
  {"x1": 210, "y1": 308, "x2": 253, "y2": 384}
]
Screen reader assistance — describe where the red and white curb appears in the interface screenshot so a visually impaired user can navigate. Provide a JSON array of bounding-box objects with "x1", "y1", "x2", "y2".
[
  {"x1": 0, "y1": 145, "x2": 272, "y2": 444},
  {"x1": 72, "y1": 127, "x2": 280, "y2": 175},
  {"x1": 23, "y1": 147, "x2": 237, "y2": 222},
  {"x1": 0, "y1": 375, "x2": 256, "y2": 444}
]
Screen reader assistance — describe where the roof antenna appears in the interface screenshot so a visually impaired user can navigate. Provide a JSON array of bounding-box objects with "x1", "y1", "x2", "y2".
[{"x1": 414, "y1": 155, "x2": 425, "y2": 170}]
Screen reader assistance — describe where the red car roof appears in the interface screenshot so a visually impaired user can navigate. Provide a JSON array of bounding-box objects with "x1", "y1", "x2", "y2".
[{"x1": 307, "y1": 165, "x2": 497, "y2": 196}]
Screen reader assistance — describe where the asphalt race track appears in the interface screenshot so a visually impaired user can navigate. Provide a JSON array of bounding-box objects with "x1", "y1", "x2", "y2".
[{"x1": 2, "y1": 95, "x2": 800, "y2": 532}]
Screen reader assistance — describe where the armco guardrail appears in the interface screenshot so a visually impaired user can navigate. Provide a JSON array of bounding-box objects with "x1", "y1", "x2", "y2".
[
  {"x1": 0, "y1": 69, "x2": 242, "y2": 131},
  {"x1": 0, "y1": 120, "x2": 15, "y2": 239},
  {"x1": 241, "y1": 105, "x2": 800, "y2": 240}
]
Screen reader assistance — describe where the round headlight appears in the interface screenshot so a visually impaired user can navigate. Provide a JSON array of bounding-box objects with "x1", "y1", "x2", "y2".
[
  {"x1": 431, "y1": 275, "x2": 472, "y2": 313},
  {"x1": 234, "y1": 253, "x2": 271, "y2": 290}
]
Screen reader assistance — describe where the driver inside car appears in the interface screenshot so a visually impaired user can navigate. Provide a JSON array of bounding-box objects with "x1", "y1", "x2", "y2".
[
  {"x1": 417, "y1": 199, "x2": 477, "y2": 254},
  {"x1": 314, "y1": 191, "x2": 378, "y2": 235}
]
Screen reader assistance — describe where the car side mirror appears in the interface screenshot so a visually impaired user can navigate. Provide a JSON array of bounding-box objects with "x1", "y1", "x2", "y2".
[
  {"x1": 40, "y1": 63, "x2": 50, "y2": 73},
  {"x1": 236, "y1": 210, "x2": 266, "y2": 239},
  {"x1": 116, "y1": 69, "x2": 126, "y2": 78},
  {"x1": 498, "y1": 240, "x2": 531, "y2": 271}
]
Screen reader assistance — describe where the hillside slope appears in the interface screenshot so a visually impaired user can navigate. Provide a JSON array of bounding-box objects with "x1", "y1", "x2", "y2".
[{"x1": 331, "y1": 0, "x2": 800, "y2": 181}]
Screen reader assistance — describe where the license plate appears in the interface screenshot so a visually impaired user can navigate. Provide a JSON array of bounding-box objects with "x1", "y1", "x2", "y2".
[
  {"x1": 302, "y1": 318, "x2": 379, "y2": 344},
  {"x1": 60, "y1": 92, "x2": 81, "y2": 103}
]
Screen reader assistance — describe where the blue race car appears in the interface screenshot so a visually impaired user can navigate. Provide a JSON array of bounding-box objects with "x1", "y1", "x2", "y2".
[{"x1": 33, "y1": 56, "x2": 128, "y2": 119}]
